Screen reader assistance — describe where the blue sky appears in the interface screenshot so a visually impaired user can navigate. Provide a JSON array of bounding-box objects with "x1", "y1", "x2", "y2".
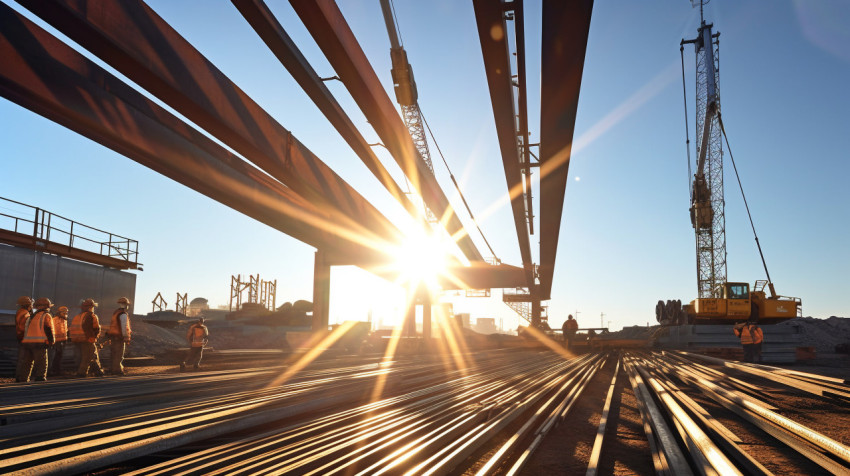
[{"x1": 1, "y1": 1, "x2": 847, "y2": 329}]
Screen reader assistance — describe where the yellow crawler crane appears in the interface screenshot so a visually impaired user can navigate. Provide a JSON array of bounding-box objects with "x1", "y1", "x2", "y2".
[{"x1": 657, "y1": 7, "x2": 803, "y2": 328}]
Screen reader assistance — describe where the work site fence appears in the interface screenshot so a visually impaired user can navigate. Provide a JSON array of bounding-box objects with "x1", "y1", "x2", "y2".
[{"x1": 0, "y1": 196, "x2": 139, "y2": 265}]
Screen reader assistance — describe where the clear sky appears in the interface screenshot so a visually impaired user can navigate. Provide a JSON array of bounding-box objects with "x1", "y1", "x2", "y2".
[{"x1": 1, "y1": 1, "x2": 848, "y2": 330}]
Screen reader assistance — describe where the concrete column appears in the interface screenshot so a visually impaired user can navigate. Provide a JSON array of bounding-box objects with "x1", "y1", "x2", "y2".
[
  {"x1": 404, "y1": 286, "x2": 416, "y2": 337},
  {"x1": 422, "y1": 292, "x2": 432, "y2": 341},
  {"x1": 312, "y1": 250, "x2": 330, "y2": 331}
]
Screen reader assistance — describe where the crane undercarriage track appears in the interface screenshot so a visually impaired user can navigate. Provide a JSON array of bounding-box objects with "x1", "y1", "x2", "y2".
[{"x1": 1, "y1": 349, "x2": 849, "y2": 475}]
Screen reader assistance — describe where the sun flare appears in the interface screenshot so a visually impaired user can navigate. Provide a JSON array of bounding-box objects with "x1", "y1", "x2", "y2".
[{"x1": 392, "y1": 230, "x2": 451, "y2": 290}]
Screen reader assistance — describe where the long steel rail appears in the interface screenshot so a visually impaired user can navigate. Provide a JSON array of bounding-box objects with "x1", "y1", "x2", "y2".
[{"x1": 3, "y1": 349, "x2": 849, "y2": 474}]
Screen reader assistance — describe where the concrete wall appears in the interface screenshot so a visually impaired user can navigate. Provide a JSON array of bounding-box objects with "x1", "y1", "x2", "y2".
[{"x1": 0, "y1": 244, "x2": 136, "y2": 313}]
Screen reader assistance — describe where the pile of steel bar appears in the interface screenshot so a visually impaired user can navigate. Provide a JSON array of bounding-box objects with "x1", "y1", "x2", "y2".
[
  {"x1": 0, "y1": 350, "x2": 603, "y2": 475},
  {"x1": 625, "y1": 351, "x2": 850, "y2": 475},
  {"x1": 125, "y1": 353, "x2": 604, "y2": 475},
  {"x1": 4, "y1": 350, "x2": 849, "y2": 475}
]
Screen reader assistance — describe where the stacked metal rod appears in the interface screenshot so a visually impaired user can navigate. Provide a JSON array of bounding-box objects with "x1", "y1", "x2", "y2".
[
  {"x1": 625, "y1": 351, "x2": 850, "y2": 475},
  {"x1": 0, "y1": 350, "x2": 602, "y2": 475},
  {"x1": 125, "y1": 353, "x2": 604, "y2": 475},
  {"x1": 0, "y1": 358, "x2": 456, "y2": 474}
]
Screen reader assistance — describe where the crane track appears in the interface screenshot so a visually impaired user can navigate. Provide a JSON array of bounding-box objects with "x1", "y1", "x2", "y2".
[{"x1": 1, "y1": 349, "x2": 848, "y2": 475}]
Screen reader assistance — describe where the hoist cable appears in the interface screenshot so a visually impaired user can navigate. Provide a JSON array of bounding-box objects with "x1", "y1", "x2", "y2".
[
  {"x1": 420, "y1": 110, "x2": 500, "y2": 262},
  {"x1": 717, "y1": 113, "x2": 773, "y2": 285},
  {"x1": 680, "y1": 45, "x2": 693, "y2": 200}
]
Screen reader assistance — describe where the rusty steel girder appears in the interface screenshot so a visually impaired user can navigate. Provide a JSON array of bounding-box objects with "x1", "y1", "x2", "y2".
[
  {"x1": 15, "y1": 0, "x2": 401, "y2": 249},
  {"x1": 0, "y1": 3, "x2": 390, "y2": 267},
  {"x1": 231, "y1": 0, "x2": 423, "y2": 223},
  {"x1": 288, "y1": 0, "x2": 484, "y2": 264},
  {"x1": 538, "y1": 0, "x2": 594, "y2": 300},
  {"x1": 472, "y1": 0, "x2": 535, "y2": 288},
  {"x1": 4, "y1": 0, "x2": 529, "y2": 291}
]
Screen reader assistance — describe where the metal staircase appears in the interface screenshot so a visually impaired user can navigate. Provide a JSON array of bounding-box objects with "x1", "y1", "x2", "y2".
[{"x1": 502, "y1": 288, "x2": 548, "y2": 326}]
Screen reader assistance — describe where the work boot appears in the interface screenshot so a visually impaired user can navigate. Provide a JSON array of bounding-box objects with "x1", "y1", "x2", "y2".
[
  {"x1": 180, "y1": 362, "x2": 186, "y2": 372},
  {"x1": 193, "y1": 364, "x2": 200, "y2": 371}
]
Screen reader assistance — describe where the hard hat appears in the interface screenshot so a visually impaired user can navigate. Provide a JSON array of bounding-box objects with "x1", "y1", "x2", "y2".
[
  {"x1": 17, "y1": 296, "x2": 33, "y2": 307},
  {"x1": 34, "y1": 297, "x2": 53, "y2": 309},
  {"x1": 568, "y1": 314, "x2": 574, "y2": 319},
  {"x1": 81, "y1": 298, "x2": 98, "y2": 308},
  {"x1": 57, "y1": 306, "x2": 69, "y2": 314},
  {"x1": 117, "y1": 297, "x2": 131, "y2": 306},
  {"x1": 198, "y1": 316, "x2": 205, "y2": 323}
]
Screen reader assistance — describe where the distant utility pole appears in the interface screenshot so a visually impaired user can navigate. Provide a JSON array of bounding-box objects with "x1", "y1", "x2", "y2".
[
  {"x1": 600, "y1": 312, "x2": 605, "y2": 328},
  {"x1": 575, "y1": 310, "x2": 581, "y2": 324}
]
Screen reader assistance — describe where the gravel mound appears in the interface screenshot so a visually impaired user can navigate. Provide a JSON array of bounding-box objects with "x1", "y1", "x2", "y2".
[{"x1": 777, "y1": 316, "x2": 850, "y2": 353}]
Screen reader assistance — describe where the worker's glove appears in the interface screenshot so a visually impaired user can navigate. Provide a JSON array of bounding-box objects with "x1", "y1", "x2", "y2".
[{"x1": 124, "y1": 338, "x2": 131, "y2": 344}]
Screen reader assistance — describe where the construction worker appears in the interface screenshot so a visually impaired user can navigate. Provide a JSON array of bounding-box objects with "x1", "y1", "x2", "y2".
[
  {"x1": 107, "y1": 297, "x2": 132, "y2": 375},
  {"x1": 734, "y1": 320, "x2": 764, "y2": 363},
  {"x1": 562, "y1": 314, "x2": 578, "y2": 349},
  {"x1": 13, "y1": 296, "x2": 33, "y2": 382},
  {"x1": 181, "y1": 316, "x2": 209, "y2": 371},
  {"x1": 48, "y1": 306, "x2": 70, "y2": 376},
  {"x1": 16, "y1": 297, "x2": 55, "y2": 382},
  {"x1": 70, "y1": 298, "x2": 105, "y2": 377}
]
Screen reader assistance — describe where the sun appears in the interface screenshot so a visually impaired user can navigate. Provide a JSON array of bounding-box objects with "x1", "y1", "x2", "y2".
[{"x1": 392, "y1": 228, "x2": 452, "y2": 290}]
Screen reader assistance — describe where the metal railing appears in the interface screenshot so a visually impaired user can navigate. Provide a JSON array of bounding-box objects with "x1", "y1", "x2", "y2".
[{"x1": 0, "y1": 196, "x2": 139, "y2": 265}]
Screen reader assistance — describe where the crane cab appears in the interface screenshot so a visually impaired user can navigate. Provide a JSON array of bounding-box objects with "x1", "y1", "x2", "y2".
[{"x1": 690, "y1": 282, "x2": 751, "y2": 320}]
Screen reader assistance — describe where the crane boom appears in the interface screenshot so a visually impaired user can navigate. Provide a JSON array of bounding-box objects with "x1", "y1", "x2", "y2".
[
  {"x1": 683, "y1": 16, "x2": 727, "y2": 299},
  {"x1": 378, "y1": 0, "x2": 436, "y2": 180}
]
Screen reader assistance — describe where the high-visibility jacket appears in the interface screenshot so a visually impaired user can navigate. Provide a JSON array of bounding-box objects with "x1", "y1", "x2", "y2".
[
  {"x1": 15, "y1": 308, "x2": 30, "y2": 342},
  {"x1": 53, "y1": 315, "x2": 68, "y2": 342},
  {"x1": 23, "y1": 310, "x2": 54, "y2": 345},
  {"x1": 734, "y1": 325, "x2": 763, "y2": 345},
  {"x1": 187, "y1": 324, "x2": 208, "y2": 348},
  {"x1": 563, "y1": 319, "x2": 578, "y2": 333},
  {"x1": 70, "y1": 312, "x2": 99, "y2": 343},
  {"x1": 108, "y1": 309, "x2": 131, "y2": 339}
]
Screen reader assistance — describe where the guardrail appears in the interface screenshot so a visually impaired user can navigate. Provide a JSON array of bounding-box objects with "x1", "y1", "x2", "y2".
[{"x1": 0, "y1": 196, "x2": 139, "y2": 265}]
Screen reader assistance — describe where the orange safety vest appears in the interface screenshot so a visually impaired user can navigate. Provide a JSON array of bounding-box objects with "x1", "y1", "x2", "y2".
[
  {"x1": 69, "y1": 312, "x2": 98, "y2": 343},
  {"x1": 187, "y1": 324, "x2": 207, "y2": 347},
  {"x1": 108, "y1": 309, "x2": 132, "y2": 338},
  {"x1": 15, "y1": 308, "x2": 30, "y2": 341},
  {"x1": 735, "y1": 325, "x2": 763, "y2": 345},
  {"x1": 23, "y1": 310, "x2": 53, "y2": 345},
  {"x1": 53, "y1": 315, "x2": 68, "y2": 342}
]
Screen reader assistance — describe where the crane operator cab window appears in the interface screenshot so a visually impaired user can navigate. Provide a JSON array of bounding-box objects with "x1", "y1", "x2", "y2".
[{"x1": 726, "y1": 283, "x2": 750, "y2": 300}]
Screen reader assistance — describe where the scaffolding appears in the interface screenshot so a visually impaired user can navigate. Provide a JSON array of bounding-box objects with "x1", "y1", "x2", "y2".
[
  {"x1": 175, "y1": 292, "x2": 187, "y2": 315},
  {"x1": 152, "y1": 292, "x2": 167, "y2": 312},
  {"x1": 230, "y1": 274, "x2": 277, "y2": 311}
]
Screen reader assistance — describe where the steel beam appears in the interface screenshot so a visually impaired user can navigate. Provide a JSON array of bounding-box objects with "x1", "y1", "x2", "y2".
[
  {"x1": 514, "y1": 0, "x2": 533, "y2": 236},
  {"x1": 2, "y1": 0, "x2": 527, "y2": 291},
  {"x1": 0, "y1": 4, "x2": 390, "y2": 268},
  {"x1": 538, "y1": 0, "x2": 593, "y2": 300},
  {"x1": 16, "y1": 0, "x2": 401, "y2": 248},
  {"x1": 472, "y1": 0, "x2": 534, "y2": 288},
  {"x1": 288, "y1": 0, "x2": 484, "y2": 263},
  {"x1": 438, "y1": 262, "x2": 525, "y2": 290},
  {"x1": 231, "y1": 0, "x2": 423, "y2": 223}
]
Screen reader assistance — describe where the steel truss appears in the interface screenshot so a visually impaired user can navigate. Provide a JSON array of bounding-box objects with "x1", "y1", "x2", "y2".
[{"x1": 693, "y1": 27, "x2": 727, "y2": 298}]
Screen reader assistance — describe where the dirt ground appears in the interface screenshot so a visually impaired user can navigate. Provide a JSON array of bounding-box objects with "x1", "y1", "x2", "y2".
[{"x1": 521, "y1": 358, "x2": 654, "y2": 475}]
